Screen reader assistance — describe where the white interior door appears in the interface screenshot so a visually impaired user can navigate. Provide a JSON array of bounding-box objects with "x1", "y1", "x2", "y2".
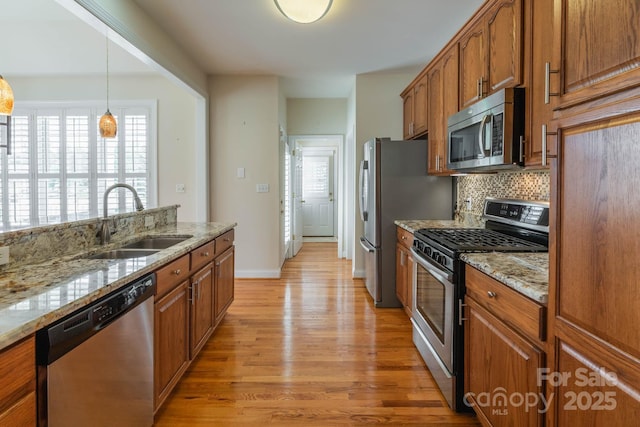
[
  {"x1": 292, "y1": 146, "x2": 303, "y2": 256},
  {"x1": 302, "y1": 152, "x2": 334, "y2": 237}
]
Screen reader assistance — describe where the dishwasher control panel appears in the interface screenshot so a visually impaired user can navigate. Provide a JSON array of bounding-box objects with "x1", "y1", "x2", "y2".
[{"x1": 36, "y1": 273, "x2": 156, "y2": 365}]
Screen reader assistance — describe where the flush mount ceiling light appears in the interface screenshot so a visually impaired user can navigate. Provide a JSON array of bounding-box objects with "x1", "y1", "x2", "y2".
[
  {"x1": 274, "y1": 0, "x2": 333, "y2": 24},
  {"x1": 99, "y1": 30, "x2": 117, "y2": 138}
]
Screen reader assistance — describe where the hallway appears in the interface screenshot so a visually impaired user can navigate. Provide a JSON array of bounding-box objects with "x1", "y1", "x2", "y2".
[{"x1": 154, "y1": 243, "x2": 479, "y2": 426}]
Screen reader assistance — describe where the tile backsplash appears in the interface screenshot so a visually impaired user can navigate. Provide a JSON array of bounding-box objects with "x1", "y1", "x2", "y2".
[{"x1": 455, "y1": 171, "x2": 550, "y2": 225}]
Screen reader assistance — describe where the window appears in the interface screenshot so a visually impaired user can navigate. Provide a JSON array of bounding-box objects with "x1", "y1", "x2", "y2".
[{"x1": 0, "y1": 102, "x2": 156, "y2": 231}]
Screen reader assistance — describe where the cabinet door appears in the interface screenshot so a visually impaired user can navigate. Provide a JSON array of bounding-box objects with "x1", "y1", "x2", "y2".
[
  {"x1": 465, "y1": 298, "x2": 544, "y2": 426},
  {"x1": 555, "y1": 0, "x2": 640, "y2": 108},
  {"x1": 154, "y1": 281, "x2": 190, "y2": 410},
  {"x1": 526, "y1": 0, "x2": 554, "y2": 167},
  {"x1": 427, "y1": 64, "x2": 443, "y2": 174},
  {"x1": 486, "y1": 0, "x2": 523, "y2": 93},
  {"x1": 459, "y1": 19, "x2": 486, "y2": 109},
  {"x1": 549, "y1": 109, "x2": 640, "y2": 424},
  {"x1": 440, "y1": 45, "x2": 459, "y2": 175},
  {"x1": 0, "y1": 392, "x2": 36, "y2": 427},
  {"x1": 395, "y1": 242, "x2": 408, "y2": 308},
  {"x1": 413, "y1": 75, "x2": 429, "y2": 137},
  {"x1": 402, "y1": 90, "x2": 414, "y2": 139},
  {"x1": 215, "y1": 247, "x2": 235, "y2": 324},
  {"x1": 190, "y1": 264, "x2": 214, "y2": 357}
]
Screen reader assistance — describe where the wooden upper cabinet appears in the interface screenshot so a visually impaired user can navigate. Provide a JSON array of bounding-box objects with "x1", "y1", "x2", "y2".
[
  {"x1": 440, "y1": 46, "x2": 458, "y2": 175},
  {"x1": 554, "y1": 0, "x2": 640, "y2": 109},
  {"x1": 401, "y1": 72, "x2": 429, "y2": 139},
  {"x1": 427, "y1": 64, "x2": 443, "y2": 174},
  {"x1": 402, "y1": 89, "x2": 414, "y2": 140},
  {"x1": 525, "y1": 0, "x2": 554, "y2": 167},
  {"x1": 459, "y1": 20, "x2": 486, "y2": 109},
  {"x1": 486, "y1": 0, "x2": 523, "y2": 92},
  {"x1": 459, "y1": 0, "x2": 523, "y2": 109}
]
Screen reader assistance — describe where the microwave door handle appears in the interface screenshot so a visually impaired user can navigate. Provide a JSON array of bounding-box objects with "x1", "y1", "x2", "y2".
[{"x1": 477, "y1": 114, "x2": 492, "y2": 159}]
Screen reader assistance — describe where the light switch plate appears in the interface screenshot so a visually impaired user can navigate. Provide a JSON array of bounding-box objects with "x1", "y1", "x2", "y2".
[
  {"x1": 256, "y1": 183, "x2": 269, "y2": 193},
  {"x1": 176, "y1": 184, "x2": 186, "y2": 193},
  {"x1": 237, "y1": 167, "x2": 245, "y2": 179},
  {"x1": 0, "y1": 246, "x2": 9, "y2": 265}
]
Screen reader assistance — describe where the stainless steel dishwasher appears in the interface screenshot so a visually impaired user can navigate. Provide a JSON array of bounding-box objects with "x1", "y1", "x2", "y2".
[{"x1": 36, "y1": 273, "x2": 155, "y2": 427}]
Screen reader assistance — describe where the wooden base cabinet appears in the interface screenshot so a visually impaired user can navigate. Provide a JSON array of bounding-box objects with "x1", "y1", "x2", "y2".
[
  {"x1": 0, "y1": 336, "x2": 36, "y2": 427},
  {"x1": 215, "y1": 247, "x2": 235, "y2": 324},
  {"x1": 395, "y1": 227, "x2": 414, "y2": 317},
  {"x1": 154, "y1": 229, "x2": 236, "y2": 412},
  {"x1": 464, "y1": 266, "x2": 545, "y2": 427},
  {"x1": 154, "y1": 281, "x2": 190, "y2": 411}
]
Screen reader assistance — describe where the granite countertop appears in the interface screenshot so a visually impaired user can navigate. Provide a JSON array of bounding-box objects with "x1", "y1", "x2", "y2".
[
  {"x1": 460, "y1": 252, "x2": 549, "y2": 304},
  {"x1": 395, "y1": 219, "x2": 471, "y2": 233},
  {"x1": 0, "y1": 221, "x2": 236, "y2": 350}
]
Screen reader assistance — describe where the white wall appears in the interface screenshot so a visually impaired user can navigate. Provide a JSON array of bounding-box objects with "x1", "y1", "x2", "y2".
[
  {"x1": 352, "y1": 72, "x2": 416, "y2": 276},
  {"x1": 10, "y1": 75, "x2": 200, "y2": 221},
  {"x1": 209, "y1": 75, "x2": 282, "y2": 278},
  {"x1": 287, "y1": 98, "x2": 347, "y2": 135}
]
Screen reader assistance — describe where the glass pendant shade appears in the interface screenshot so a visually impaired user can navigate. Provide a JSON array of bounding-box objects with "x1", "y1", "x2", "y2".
[
  {"x1": 99, "y1": 110, "x2": 117, "y2": 138},
  {"x1": 274, "y1": 0, "x2": 332, "y2": 24},
  {"x1": 0, "y1": 75, "x2": 14, "y2": 116}
]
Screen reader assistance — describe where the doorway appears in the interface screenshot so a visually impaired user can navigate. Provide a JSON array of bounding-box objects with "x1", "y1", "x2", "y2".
[{"x1": 289, "y1": 135, "x2": 344, "y2": 258}]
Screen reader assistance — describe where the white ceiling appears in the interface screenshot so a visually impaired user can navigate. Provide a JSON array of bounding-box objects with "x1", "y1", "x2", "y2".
[{"x1": 2, "y1": 0, "x2": 486, "y2": 98}]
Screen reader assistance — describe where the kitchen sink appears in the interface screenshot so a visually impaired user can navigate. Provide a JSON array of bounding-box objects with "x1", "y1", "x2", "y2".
[
  {"x1": 88, "y1": 249, "x2": 161, "y2": 260},
  {"x1": 120, "y1": 236, "x2": 192, "y2": 250}
]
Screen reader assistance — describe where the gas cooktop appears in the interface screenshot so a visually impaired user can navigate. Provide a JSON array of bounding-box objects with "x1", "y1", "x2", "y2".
[{"x1": 414, "y1": 228, "x2": 548, "y2": 253}]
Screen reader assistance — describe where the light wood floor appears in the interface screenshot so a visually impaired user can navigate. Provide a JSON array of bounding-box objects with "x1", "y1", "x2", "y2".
[{"x1": 155, "y1": 243, "x2": 480, "y2": 426}]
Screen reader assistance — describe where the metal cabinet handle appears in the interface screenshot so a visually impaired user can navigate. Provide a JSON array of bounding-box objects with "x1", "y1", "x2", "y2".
[
  {"x1": 487, "y1": 291, "x2": 497, "y2": 298},
  {"x1": 544, "y1": 62, "x2": 560, "y2": 104},
  {"x1": 458, "y1": 299, "x2": 468, "y2": 326},
  {"x1": 519, "y1": 136, "x2": 525, "y2": 163},
  {"x1": 173, "y1": 269, "x2": 181, "y2": 275}
]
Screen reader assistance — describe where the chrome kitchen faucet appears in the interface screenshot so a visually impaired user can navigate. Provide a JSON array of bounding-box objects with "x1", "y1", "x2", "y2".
[{"x1": 100, "y1": 183, "x2": 144, "y2": 245}]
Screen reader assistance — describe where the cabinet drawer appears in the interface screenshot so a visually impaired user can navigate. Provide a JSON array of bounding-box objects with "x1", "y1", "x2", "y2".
[
  {"x1": 190, "y1": 241, "x2": 215, "y2": 272},
  {"x1": 0, "y1": 336, "x2": 35, "y2": 414},
  {"x1": 155, "y1": 254, "x2": 190, "y2": 299},
  {"x1": 215, "y1": 229, "x2": 234, "y2": 256},
  {"x1": 465, "y1": 265, "x2": 545, "y2": 343},
  {"x1": 396, "y1": 227, "x2": 414, "y2": 249}
]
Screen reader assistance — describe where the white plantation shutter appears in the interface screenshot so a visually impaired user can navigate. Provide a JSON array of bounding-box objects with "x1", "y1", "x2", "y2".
[{"x1": 0, "y1": 101, "x2": 156, "y2": 231}]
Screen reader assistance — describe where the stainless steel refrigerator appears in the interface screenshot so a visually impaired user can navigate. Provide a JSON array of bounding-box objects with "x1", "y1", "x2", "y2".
[{"x1": 358, "y1": 137, "x2": 453, "y2": 307}]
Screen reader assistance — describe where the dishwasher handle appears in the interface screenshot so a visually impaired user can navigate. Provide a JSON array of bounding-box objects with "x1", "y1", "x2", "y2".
[{"x1": 36, "y1": 273, "x2": 156, "y2": 365}]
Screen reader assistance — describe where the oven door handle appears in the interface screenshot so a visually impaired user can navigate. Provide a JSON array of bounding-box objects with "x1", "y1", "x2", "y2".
[{"x1": 410, "y1": 247, "x2": 454, "y2": 284}]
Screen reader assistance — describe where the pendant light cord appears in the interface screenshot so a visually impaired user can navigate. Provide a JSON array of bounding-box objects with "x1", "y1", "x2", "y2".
[{"x1": 105, "y1": 29, "x2": 110, "y2": 111}]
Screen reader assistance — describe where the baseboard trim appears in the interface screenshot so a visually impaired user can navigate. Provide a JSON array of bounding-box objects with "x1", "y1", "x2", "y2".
[
  {"x1": 235, "y1": 269, "x2": 282, "y2": 279},
  {"x1": 352, "y1": 269, "x2": 365, "y2": 278}
]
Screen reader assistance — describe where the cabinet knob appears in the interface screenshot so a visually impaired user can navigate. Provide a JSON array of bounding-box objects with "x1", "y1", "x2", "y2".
[
  {"x1": 487, "y1": 291, "x2": 497, "y2": 298},
  {"x1": 202, "y1": 251, "x2": 210, "y2": 257},
  {"x1": 401, "y1": 235, "x2": 406, "y2": 240},
  {"x1": 173, "y1": 269, "x2": 181, "y2": 275}
]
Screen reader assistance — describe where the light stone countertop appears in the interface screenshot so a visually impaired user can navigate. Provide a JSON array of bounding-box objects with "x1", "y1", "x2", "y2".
[
  {"x1": 0, "y1": 222, "x2": 236, "y2": 350},
  {"x1": 394, "y1": 219, "x2": 549, "y2": 304},
  {"x1": 394, "y1": 219, "x2": 470, "y2": 233},
  {"x1": 460, "y1": 252, "x2": 549, "y2": 304}
]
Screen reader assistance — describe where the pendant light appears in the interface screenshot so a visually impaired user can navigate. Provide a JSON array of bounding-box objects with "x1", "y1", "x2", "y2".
[
  {"x1": 0, "y1": 75, "x2": 13, "y2": 154},
  {"x1": 99, "y1": 31, "x2": 117, "y2": 138},
  {"x1": 0, "y1": 75, "x2": 14, "y2": 116},
  {"x1": 274, "y1": 0, "x2": 333, "y2": 24}
]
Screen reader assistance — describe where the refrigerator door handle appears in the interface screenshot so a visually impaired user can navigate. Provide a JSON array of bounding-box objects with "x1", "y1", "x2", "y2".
[
  {"x1": 359, "y1": 237, "x2": 375, "y2": 253},
  {"x1": 359, "y1": 160, "x2": 368, "y2": 221}
]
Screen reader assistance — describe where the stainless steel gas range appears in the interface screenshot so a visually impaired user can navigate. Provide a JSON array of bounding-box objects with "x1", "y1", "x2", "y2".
[{"x1": 409, "y1": 198, "x2": 549, "y2": 411}]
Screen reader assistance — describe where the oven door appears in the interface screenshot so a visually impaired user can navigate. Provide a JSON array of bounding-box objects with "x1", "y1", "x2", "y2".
[{"x1": 410, "y1": 248, "x2": 455, "y2": 373}]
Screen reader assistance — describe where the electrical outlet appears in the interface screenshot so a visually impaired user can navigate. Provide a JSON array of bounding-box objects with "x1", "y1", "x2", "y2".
[
  {"x1": 144, "y1": 215, "x2": 155, "y2": 228},
  {"x1": 176, "y1": 184, "x2": 186, "y2": 193},
  {"x1": 465, "y1": 198, "x2": 472, "y2": 210},
  {"x1": 0, "y1": 246, "x2": 9, "y2": 265}
]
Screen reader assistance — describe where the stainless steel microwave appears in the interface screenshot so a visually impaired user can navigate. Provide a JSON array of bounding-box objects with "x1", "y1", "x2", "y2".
[{"x1": 446, "y1": 87, "x2": 524, "y2": 172}]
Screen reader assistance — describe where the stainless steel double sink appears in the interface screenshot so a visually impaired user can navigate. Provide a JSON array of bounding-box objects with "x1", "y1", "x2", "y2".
[{"x1": 88, "y1": 236, "x2": 192, "y2": 259}]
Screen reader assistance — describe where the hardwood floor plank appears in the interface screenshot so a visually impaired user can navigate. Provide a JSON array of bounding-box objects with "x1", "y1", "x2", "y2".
[{"x1": 155, "y1": 243, "x2": 479, "y2": 426}]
